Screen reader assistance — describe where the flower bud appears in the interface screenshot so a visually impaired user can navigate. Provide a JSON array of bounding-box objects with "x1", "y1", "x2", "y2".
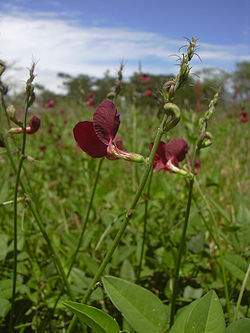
[
  {"x1": 26, "y1": 115, "x2": 40, "y2": 134},
  {"x1": 107, "y1": 143, "x2": 145, "y2": 163},
  {"x1": 7, "y1": 104, "x2": 16, "y2": 118},
  {"x1": 198, "y1": 132, "x2": 212, "y2": 149},
  {"x1": 166, "y1": 157, "x2": 193, "y2": 178},
  {"x1": 8, "y1": 115, "x2": 41, "y2": 135}
]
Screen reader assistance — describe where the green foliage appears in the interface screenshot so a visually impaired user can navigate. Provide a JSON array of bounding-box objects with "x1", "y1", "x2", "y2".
[
  {"x1": 226, "y1": 319, "x2": 250, "y2": 333},
  {"x1": 102, "y1": 276, "x2": 168, "y2": 333},
  {"x1": 170, "y1": 291, "x2": 225, "y2": 333},
  {"x1": 63, "y1": 301, "x2": 120, "y2": 333}
]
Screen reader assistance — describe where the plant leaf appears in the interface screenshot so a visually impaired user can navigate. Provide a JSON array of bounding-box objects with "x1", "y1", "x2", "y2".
[
  {"x1": 226, "y1": 318, "x2": 250, "y2": 333},
  {"x1": 170, "y1": 290, "x2": 225, "y2": 333},
  {"x1": 63, "y1": 301, "x2": 120, "y2": 333},
  {"x1": 102, "y1": 275, "x2": 167, "y2": 333}
]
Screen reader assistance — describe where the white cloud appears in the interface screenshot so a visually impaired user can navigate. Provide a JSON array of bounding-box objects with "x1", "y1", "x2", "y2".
[{"x1": 0, "y1": 11, "x2": 249, "y2": 93}]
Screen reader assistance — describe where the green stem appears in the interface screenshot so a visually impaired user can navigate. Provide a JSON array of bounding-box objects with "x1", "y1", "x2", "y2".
[
  {"x1": 136, "y1": 169, "x2": 153, "y2": 280},
  {"x1": 234, "y1": 264, "x2": 250, "y2": 321},
  {"x1": 170, "y1": 176, "x2": 194, "y2": 326},
  {"x1": 66, "y1": 113, "x2": 168, "y2": 333},
  {"x1": 10, "y1": 96, "x2": 29, "y2": 332}
]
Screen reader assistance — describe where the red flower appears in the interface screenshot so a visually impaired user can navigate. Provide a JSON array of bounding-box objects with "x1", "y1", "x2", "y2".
[
  {"x1": 139, "y1": 73, "x2": 150, "y2": 84},
  {"x1": 240, "y1": 111, "x2": 249, "y2": 123},
  {"x1": 144, "y1": 89, "x2": 153, "y2": 97},
  {"x1": 44, "y1": 99, "x2": 55, "y2": 109},
  {"x1": 73, "y1": 100, "x2": 145, "y2": 163},
  {"x1": 73, "y1": 99, "x2": 120, "y2": 158},
  {"x1": 150, "y1": 139, "x2": 189, "y2": 172}
]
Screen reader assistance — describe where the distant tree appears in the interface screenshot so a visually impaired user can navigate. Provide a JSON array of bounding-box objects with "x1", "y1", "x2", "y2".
[{"x1": 232, "y1": 62, "x2": 250, "y2": 101}]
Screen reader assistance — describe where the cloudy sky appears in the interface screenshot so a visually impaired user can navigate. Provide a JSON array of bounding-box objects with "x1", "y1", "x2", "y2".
[{"x1": 0, "y1": 0, "x2": 249, "y2": 93}]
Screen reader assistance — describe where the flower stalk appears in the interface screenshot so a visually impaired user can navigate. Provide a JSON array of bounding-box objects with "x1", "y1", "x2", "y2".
[
  {"x1": 9, "y1": 64, "x2": 36, "y2": 332},
  {"x1": 170, "y1": 92, "x2": 219, "y2": 326}
]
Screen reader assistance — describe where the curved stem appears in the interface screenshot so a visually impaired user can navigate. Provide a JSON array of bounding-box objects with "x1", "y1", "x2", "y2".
[
  {"x1": 137, "y1": 169, "x2": 153, "y2": 280},
  {"x1": 66, "y1": 113, "x2": 168, "y2": 333}
]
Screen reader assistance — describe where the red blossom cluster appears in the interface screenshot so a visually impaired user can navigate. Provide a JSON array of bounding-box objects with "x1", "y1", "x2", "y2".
[{"x1": 74, "y1": 100, "x2": 190, "y2": 170}]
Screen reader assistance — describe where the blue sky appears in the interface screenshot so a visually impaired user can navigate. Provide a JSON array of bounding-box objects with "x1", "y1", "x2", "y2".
[{"x1": 0, "y1": 0, "x2": 249, "y2": 92}]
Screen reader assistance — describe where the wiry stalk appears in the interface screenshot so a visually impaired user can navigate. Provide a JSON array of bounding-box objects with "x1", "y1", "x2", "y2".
[
  {"x1": 136, "y1": 169, "x2": 153, "y2": 280},
  {"x1": 9, "y1": 65, "x2": 35, "y2": 332}
]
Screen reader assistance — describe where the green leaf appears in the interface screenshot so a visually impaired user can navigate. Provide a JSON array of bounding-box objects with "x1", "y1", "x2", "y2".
[
  {"x1": 0, "y1": 298, "x2": 10, "y2": 318},
  {"x1": 63, "y1": 301, "x2": 120, "y2": 333},
  {"x1": 221, "y1": 255, "x2": 250, "y2": 290},
  {"x1": 226, "y1": 319, "x2": 250, "y2": 333},
  {"x1": 102, "y1": 275, "x2": 167, "y2": 333},
  {"x1": 170, "y1": 290, "x2": 225, "y2": 333}
]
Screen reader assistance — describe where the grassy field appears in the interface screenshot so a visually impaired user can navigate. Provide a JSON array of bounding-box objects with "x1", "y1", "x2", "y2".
[{"x1": 0, "y1": 46, "x2": 250, "y2": 332}]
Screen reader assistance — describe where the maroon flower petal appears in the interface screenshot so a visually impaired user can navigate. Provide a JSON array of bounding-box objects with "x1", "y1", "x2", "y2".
[
  {"x1": 165, "y1": 138, "x2": 189, "y2": 163},
  {"x1": 149, "y1": 141, "x2": 167, "y2": 171},
  {"x1": 73, "y1": 121, "x2": 107, "y2": 158},
  {"x1": 93, "y1": 100, "x2": 120, "y2": 144}
]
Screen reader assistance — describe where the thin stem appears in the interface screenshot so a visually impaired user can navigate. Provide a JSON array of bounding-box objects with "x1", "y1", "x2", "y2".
[
  {"x1": 170, "y1": 177, "x2": 194, "y2": 326},
  {"x1": 136, "y1": 169, "x2": 153, "y2": 280},
  {"x1": 10, "y1": 94, "x2": 29, "y2": 332},
  {"x1": 234, "y1": 264, "x2": 250, "y2": 321},
  {"x1": 66, "y1": 113, "x2": 168, "y2": 333}
]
